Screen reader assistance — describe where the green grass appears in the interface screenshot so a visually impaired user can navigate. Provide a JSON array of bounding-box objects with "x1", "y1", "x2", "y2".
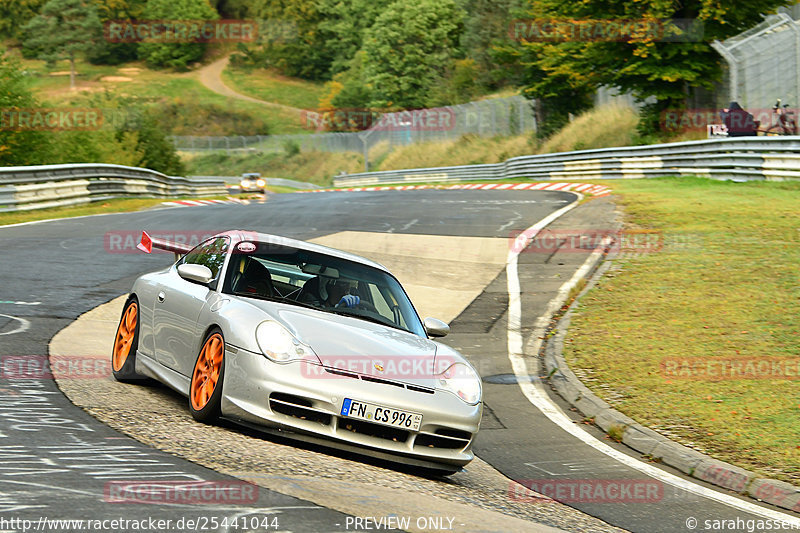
[
  {"x1": 14, "y1": 54, "x2": 311, "y2": 135},
  {"x1": 378, "y1": 133, "x2": 539, "y2": 171},
  {"x1": 564, "y1": 177, "x2": 800, "y2": 483},
  {"x1": 222, "y1": 65, "x2": 326, "y2": 110},
  {"x1": 0, "y1": 194, "x2": 258, "y2": 227},
  {"x1": 0, "y1": 197, "x2": 180, "y2": 226},
  {"x1": 183, "y1": 150, "x2": 364, "y2": 186},
  {"x1": 537, "y1": 103, "x2": 639, "y2": 154}
]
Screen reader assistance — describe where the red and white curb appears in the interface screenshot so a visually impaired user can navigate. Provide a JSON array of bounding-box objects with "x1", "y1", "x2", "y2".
[
  {"x1": 299, "y1": 182, "x2": 612, "y2": 197},
  {"x1": 161, "y1": 196, "x2": 265, "y2": 208}
]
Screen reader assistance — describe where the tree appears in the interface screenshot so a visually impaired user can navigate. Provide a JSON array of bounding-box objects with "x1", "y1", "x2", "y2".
[
  {"x1": 495, "y1": 38, "x2": 597, "y2": 138},
  {"x1": 426, "y1": 58, "x2": 483, "y2": 106},
  {"x1": 234, "y1": 0, "x2": 334, "y2": 80},
  {"x1": 137, "y1": 0, "x2": 219, "y2": 70},
  {"x1": 125, "y1": 110, "x2": 186, "y2": 175},
  {"x1": 212, "y1": 0, "x2": 251, "y2": 18},
  {"x1": 22, "y1": 0, "x2": 103, "y2": 89},
  {"x1": 317, "y1": 0, "x2": 393, "y2": 75},
  {"x1": 0, "y1": 52, "x2": 51, "y2": 166},
  {"x1": 87, "y1": 0, "x2": 148, "y2": 65},
  {"x1": 314, "y1": 51, "x2": 375, "y2": 131},
  {"x1": 0, "y1": 0, "x2": 48, "y2": 40},
  {"x1": 457, "y1": 0, "x2": 520, "y2": 89},
  {"x1": 517, "y1": 0, "x2": 790, "y2": 135},
  {"x1": 361, "y1": 0, "x2": 464, "y2": 109},
  {"x1": 330, "y1": 51, "x2": 373, "y2": 109}
]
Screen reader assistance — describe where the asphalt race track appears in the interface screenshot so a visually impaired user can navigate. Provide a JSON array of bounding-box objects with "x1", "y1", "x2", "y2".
[{"x1": 1, "y1": 189, "x2": 798, "y2": 532}]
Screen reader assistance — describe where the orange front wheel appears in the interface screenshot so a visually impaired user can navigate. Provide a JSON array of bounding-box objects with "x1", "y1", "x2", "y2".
[{"x1": 189, "y1": 330, "x2": 225, "y2": 423}]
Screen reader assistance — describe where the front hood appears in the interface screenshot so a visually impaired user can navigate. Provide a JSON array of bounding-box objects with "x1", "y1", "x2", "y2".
[{"x1": 274, "y1": 307, "x2": 440, "y2": 385}]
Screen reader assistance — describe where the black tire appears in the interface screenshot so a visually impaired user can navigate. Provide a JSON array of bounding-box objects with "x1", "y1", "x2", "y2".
[
  {"x1": 189, "y1": 328, "x2": 225, "y2": 424},
  {"x1": 111, "y1": 296, "x2": 145, "y2": 382}
]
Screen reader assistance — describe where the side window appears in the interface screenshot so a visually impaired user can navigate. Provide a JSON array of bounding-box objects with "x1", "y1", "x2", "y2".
[{"x1": 181, "y1": 237, "x2": 230, "y2": 287}]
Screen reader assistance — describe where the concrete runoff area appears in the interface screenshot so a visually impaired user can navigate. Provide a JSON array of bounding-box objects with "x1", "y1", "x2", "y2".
[{"x1": 309, "y1": 231, "x2": 510, "y2": 323}]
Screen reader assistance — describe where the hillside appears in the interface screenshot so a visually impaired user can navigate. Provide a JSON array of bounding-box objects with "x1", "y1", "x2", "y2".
[{"x1": 14, "y1": 51, "x2": 321, "y2": 136}]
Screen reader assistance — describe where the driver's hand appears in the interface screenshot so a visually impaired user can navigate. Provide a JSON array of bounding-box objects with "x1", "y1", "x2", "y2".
[{"x1": 336, "y1": 294, "x2": 360, "y2": 308}]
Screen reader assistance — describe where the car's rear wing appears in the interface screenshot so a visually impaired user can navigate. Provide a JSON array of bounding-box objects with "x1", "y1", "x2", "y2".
[{"x1": 137, "y1": 231, "x2": 193, "y2": 259}]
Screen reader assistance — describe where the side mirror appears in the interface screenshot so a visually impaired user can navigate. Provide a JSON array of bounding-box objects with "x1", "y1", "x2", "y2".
[
  {"x1": 424, "y1": 317, "x2": 450, "y2": 338},
  {"x1": 177, "y1": 263, "x2": 213, "y2": 285}
]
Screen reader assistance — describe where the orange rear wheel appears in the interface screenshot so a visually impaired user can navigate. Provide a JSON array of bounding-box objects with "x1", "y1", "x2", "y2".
[
  {"x1": 111, "y1": 298, "x2": 144, "y2": 382},
  {"x1": 112, "y1": 302, "x2": 138, "y2": 372}
]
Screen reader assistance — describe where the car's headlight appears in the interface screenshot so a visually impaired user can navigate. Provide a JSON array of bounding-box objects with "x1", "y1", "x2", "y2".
[
  {"x1": 241, "y1": 179, "x2": 251, "y2": 188},
  {"x1": 256, "y1": 321, "x2": 316, "y2": 363},
  {"x1": 256, "y1": 179, "x2": 266, "y2": 188},
  {"x1": 436, "y1": 362, "x2": 482, "y2": 405}
]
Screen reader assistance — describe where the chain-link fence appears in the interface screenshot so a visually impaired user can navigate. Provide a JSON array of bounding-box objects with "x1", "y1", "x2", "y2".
[
  {"x1": 172, "y1": 133, "x2": 365, "y2": 153},
  {"x1": 712, "y1": 11, "x2": 800, "y2": 110},
  {"x1": 171, "y1": 95, "x2": 536, "y2": 157}
]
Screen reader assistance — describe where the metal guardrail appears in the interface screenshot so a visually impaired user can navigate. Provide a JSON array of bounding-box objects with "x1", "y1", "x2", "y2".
[
  {"x1": 0, "y1": 164, "x2": 227, "y2": 213},
  {"x1": 333, "y1": 137, "x2": 800, "y2": 186}
]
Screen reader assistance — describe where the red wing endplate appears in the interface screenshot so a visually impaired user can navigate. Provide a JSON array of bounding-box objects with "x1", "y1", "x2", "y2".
[{"x1": 137, "y1": 231, "x2": 194, "y2": 256}]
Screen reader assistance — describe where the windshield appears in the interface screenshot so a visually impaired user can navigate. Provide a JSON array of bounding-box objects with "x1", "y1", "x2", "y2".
[{"x1": 222, "y1": 242, "x2": 425, "y2": 337}]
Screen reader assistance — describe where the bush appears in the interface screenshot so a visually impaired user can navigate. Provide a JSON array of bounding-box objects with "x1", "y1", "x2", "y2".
[
  {"x1": 149, "y1": 100, "x2": 270, "y2": 136},
  {"x1": 137, "y1": 0, "x2": 219, "y2": 70},
  {"x1": 87, "y1": 42, "x2": 139, "y2": 66},
  {"x1": 0, "y1": 51, "x2": 52, "y2": 166},
  {"x1": 283, "y1": 140, "x2": 300, "y2": 157},
  {"x1": 127, "y1": 110, "x2": 186, "y2": 174}
]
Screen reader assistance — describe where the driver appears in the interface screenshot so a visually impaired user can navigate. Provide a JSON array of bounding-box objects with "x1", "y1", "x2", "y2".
[
  {"x1": 327, "y1": 278, "x2": 361, "y2": 308},
  {"x1": 299, "y1": 276, "x2": 361, "y2": 308}
]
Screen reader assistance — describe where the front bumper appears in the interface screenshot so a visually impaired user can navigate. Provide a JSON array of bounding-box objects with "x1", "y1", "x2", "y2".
[{"x1": 221, "y1": 346, "x2": 482, "y2": 468}]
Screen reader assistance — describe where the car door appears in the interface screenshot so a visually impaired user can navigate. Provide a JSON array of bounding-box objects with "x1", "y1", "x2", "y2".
[{"x1": 153, "y1": 236, "x2": 230, "y2": 375}]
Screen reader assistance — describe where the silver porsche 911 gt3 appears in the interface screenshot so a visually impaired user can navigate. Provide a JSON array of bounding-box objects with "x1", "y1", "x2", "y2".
[{"x1": 112, "y1": 230, "x2": 482, "y2": 473}]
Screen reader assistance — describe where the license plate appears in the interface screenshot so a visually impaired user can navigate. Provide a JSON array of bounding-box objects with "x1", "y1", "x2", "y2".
[{"x1": 341, "y1": 398, "x2": 421, "y2": 431}]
